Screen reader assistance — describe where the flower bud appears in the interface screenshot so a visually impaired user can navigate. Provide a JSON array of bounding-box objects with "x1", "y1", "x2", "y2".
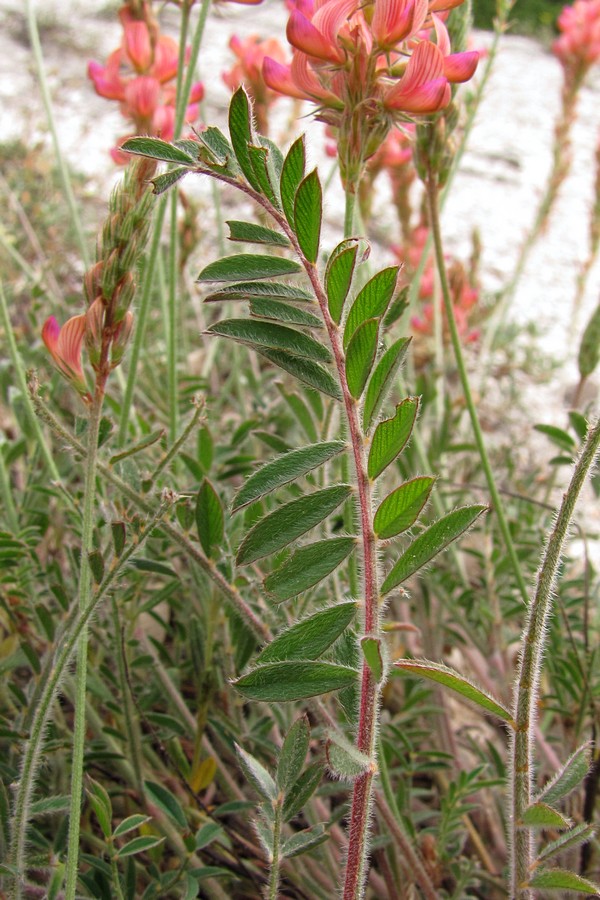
[{"x1": 111, "y1": 311, "x2": 134, "y2": 367}]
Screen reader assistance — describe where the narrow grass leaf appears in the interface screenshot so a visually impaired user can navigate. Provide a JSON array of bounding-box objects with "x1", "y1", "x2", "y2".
[
  {"x1": 195, "y1": 479, "x2": 224, "y2": 558},
  {"x1": 257, "y1": 348, "x2": 342, "y2": 399},
  {"x1": 235, "y1": 744, "x2": 277, "y2": 801},
  {"x1": 204, "y1": 281, "x2": 313, "y2": 303},
  {"x1": 256, "y1": 601, "x2": 356, "y2": 664},
  {"x1": 326, "y1": 241, "x2": 358, "y2": 324},
  {"x1": 232, "y1": 441, "x2": 345, "y2": 511},
  {"x1": 198, "y1": 254, "x2": 301, "y2": 283},
  {"x1": 236, "y1": 485, "x2": 352, "y2": 564},
  {"x1": 233, "y1": 661, "x2": 357, "y2": 701},
  {"x1": 343, "y1": 266, "x2": 400, "y2": 349},
  {"x1": 143, "y1": 781, "x2": 187, "y2": 829},
  {"x1": 345, "y1": 318, "x2": 379, "y2": 399},
  {"x1": 265, "y1": 536, "x2": 356, "y2": 601},
  {"x1": 226, "y1": 220, "x2": 290, "y2": 247},
  {"x1": 250, "y1": 299, "x2": 322, "y2": 328},
  {"x1": 207, "y1": 319, "x2": 331, "y2": 362},
  {"x1": 228, "y1": 87, "x2": 261, "y2": 191},
  {"x1": 393, "y1": 658, "x2": 512, "y2": 722},
  {"x1": 363, "y1": 337, "x2": 411, "y2": 431},
  {"x1": 382, "y1": 506, "x2": 487, "y2": 593},
  {"x1": 282, "y1": 824, "x2": 328, "y2": 859},
  {"x1": 277, "y1": 716, "x2": 310, "y2": 793},
  {"x1": 529, "y1": 869, "x2": 600, "y2": 893},
  {"x1": 281, "y1": 135, "x2": 306, "y2": 228},
  {"x1": 522, "y1": 803, "x2": 572, "y2": 829},
  {"x1": 283, "y1": 762, "x2": 323, "y2": 821},
  {"x1": 367, "y1": 397, "x2": 419, "y2": 479},
  {"x1": 294, "y1": 170, "x2": 322, "y2": 263},
  {"x1": 536, "y1": 743, "x2": 591, "y2": 806},
  {"x1": 121, "y1": 136, "x2": 196, "y2": 166},
  {"x1": 374, "y1": 476, "x2": 435, "y2": 538}
]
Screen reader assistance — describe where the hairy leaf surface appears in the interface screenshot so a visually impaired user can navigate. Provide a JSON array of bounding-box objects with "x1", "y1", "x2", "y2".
[
  {"x1": 257, "y1": 348, "x2": 342, "y2": 399},
  {"x1": 363, "y1": 337, "x2": 411, "y2": 431},
  {"x1": 281, "y1": 136, "x2": 306, "y2": 228},
  {"x1": 265, "y1": 537, "x2": 356, "y2": 601},
  {"x1": 198, "y1": 255, "x2": 301, "y2": 283},
  {"x1": 343, "y1": 266, "x2": 399, "y2": 349},
  {"x1": 249, "y1": 298, "x2": 322, "y2": 328},
  {"x1": 233, "y1": 661, "x2": 357, "y2": 701},
  {"x1": 294, "y1": 170, "x2": 322, "y2": 263},
  {"x1": 345, "y1": 317, "x2": 379, "y2": 399},
  {"x1": 226, "y1": 220, "x2": 290, "y2": 247},
  {"x1": 206, "y1": 319, "x2": 331, "y2": 363},
  {"x1": 256, "y1": 602, "x2": 356, "y2": 664},
  {"x1": 367, "y1": 397, "x2": 419, "y2": 479},
  {"x1": 326, "y1": 241, "x2": 358, "y2": 325},
  {"x1": 373, "y1": 476, "x2": 435, "y2": 538}
]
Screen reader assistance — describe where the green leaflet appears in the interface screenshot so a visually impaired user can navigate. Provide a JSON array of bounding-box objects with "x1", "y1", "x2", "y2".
[
  {"x1": 235, "y1": 744, "x2": 277, "y2": 802},
  {"x1": 535, "y1": 743, "x2": 591, "y2": 806},
  {"x1": 196, "y1": 126, "x2": 237, "y2": 171},
  {"x1": 236, "y1": 484, "x2": 352, "y2": 564},
  {"x1": 204, "y1": 281, "x2": 313, "y2": 303},
  {"x1": 345, "y1": 318, "x2": 379, "y2": 399},
  {"x1": 277, "y1": 386, "x2": 318, "y2": 441},
  {"x1": 233, "y1": 660, "x2": 357, "y2": 701},
  {"x1": 257, "y1": 348, "x2": 342, "y2": 399},
  {"x1": 228, "y1": 87, "x2": 261, "y2": 192},
  {"x1": 381, "y1": 505, "x2": 487, "y2": 594},
  {"x1": 206, "y1": 319, "x2": 331, "y2": 363},
  {"x1": 144, "y1": 781, "x2": 187, "y2": 829},
  {"x1": 256, "y1": 601, "x2": 356, "y2": 664},
  {"x1": 282, "y1": 824, "x2": 328, "y2": 859},
  {"x1": 326, "y1": 241, "x2": 358, "y2": 325},
  {"x1": 528, "y1": 868, "x2": 600, "y2": 894},
  {"x1": 121, "y1": 136, "x2": 197, "y2": 166},
  {"x1": 277, "y1": 717, "x2": 310, "y2": 793},
  {"x1": 294, "y1": 170, "x2": 322, "y2": 264},
  {"x1": 537, "y1": 824, "x2": 596, "y2": 864},
  {"x1": 248, "y1": 143, "x2": 280, "y2": 207},
  {"x1": 198, "y1": 254, "x2": 301, "y2": 283},
  {"x1": 283, "y1": 762, "x2": 323, "y2": 821},
  {"x1": 393, "y1": 658, "x2": 513, "y2": 723},
  {"x1": 326, "y1": 732, "x2": 371, "y2": 779},
  {"x1": 363, "y1": 337, "x2": 411, "y2": 431},
  {"x1": 522, "y1": 803, "x2": 571, "y2": 829},
  {"x1": 231, "y1": 441, "x2": 346, "y2": 512},
  {"x1": 118, "y1": 835, "x2": 165, "y2": 858},
  {"x1": 150, "y1": 167, "x2": 189, "y2": 195},
  {"x1": 281, "y1": 136, "x2": 306, "y2": 229},
  {"x1": 578, "y1": 299, "x2": 600, "y2": 379},
  {"x1": 367, "y1": 397, "x2": 419, "y2": 479},
  {"x1": 361, "y1": 637, "x2": 384, "y2": 682},
  {"x1": 264, "y1": 537, "x2": 356, "y2": 602},
  {"x1": 226, "y1": 220, "x2": 290, "y2": 247},
  {"x1": 249, "y1": 298, "x2": 322, "y2": 328},
  {"x1": 343, "y1": 266, "x2": 400, "y2": 349},
  {"x1": 373, "y1": 476, "x2": 435, "y2": 539},
  {"x1": 195, "y1": 479, "x2": 224, "y2": 558}
]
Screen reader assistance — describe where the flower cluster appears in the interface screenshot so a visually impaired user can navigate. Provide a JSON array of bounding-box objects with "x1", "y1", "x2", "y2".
[
  {"x1": 261, "y1": 0, "x2": 478, "y2": 186},
  {"x1": 223, "y1": 34, "x2": 288, "y2": 133},
  {"x1": 553, "y1": 0, "x2": 600, "y2": 82},
  {"x1": 88, "y1": 2, "x2": 204, "y2": 163}
]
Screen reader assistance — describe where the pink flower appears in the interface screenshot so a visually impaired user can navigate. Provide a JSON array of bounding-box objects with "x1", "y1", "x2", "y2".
[
  {"x1": 432, "y1": 14, "x2": 479, "y2": 83},
  {"x1": 383, "y1": 41, "x2": 451, "y2": 113},
  {"x1": 553, "y1": 0, "x2": 600, "y2": 74},
  {"x1": 286, "y1": 0, "x2": 359, "y2": 63},
  {"x1": 372, "y1": 0, "x2": 429, "y2": 50},
  {"x1": 42, "y1": 314, "x2": 89, "y2": 397}
]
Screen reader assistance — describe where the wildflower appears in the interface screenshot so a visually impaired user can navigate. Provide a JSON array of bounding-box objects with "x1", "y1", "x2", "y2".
[
  {"x1": 553, "y1": 0, "x2": 600, "y2": 81},
  {"x1": 223, "y1": 35, "x2": 288, "y2": 132},
  {"x1": 42, "y1": 314, "x2": 90, "y2": 399}
]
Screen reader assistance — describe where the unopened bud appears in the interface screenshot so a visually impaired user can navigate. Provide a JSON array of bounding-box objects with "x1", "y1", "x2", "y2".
[
  {"x1": 101, "y1": 248, "x2": 122, "y2": 299},
  {"x1": 85, "y1": 297, "x2": 105, "y2": 368},
  {"x1": 112, "y1": 272, "x2": 136, "y2": 322},
  {"x1": 111, "y1": 311, "x2": 134, "y2": 367},
  {"x1": 84, "y1": 261, "x2": 105, "y2": 306}
]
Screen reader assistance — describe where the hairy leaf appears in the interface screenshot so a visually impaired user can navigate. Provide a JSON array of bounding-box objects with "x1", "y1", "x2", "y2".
[
  {"x1": 250, "y1": 298, "x2": 322, "y2": 328},
  {"x1": 265, "y1": 537, "x2": 356, "y2": 602},
  {"x1": 326, "y1": 241, "x2": 358, "y2": 325},
  {"x1": 294, "y1": 170, "x2": 322, "y2": 263},
  {"x1": 363, "y1": 337, "x2": 411, "y2": 431},
  {"x1": 528, "y1": 868, "x2": 600, "y2": 894},
  {"x1": 367, "y1": 397, "x2": 419, "y2": 479},
  {"x1": 345, "y1": 318, "x2": 379, "y2": 399},
  {"x1": 361, "y1": 637, "x2": 384, "y2": 682},
  {"x1": 326, "y1": 731, "x2": 371, "y2": 779},
  {"x1": 257, "y1": 348, "x2": 342, "y2": 399},
  {"x1": 536, "y1": 743, "x2": 591, "y2": 806},
  {"x1": 343, "y1": 266, "x2": 400, "y2": 349},
  {"x1": 150, "y1": 167, "x2": 189, "y2": 195},
  {"x1": 374, "y1": 476, "x2": 435, "y2": 539},
  {"x1": 538, "y1": 823, "x2": 596, "y2": 863},
  {"x1": 283, "y1": 762, "x2": 323, "y2": 821},
  {"x1": 121, "y1": 136, "x2": 197, "y2": 166},
  {"x1": 206, "y1": 319, "x2": 331, "y2": 363},
  {"x1": 233, "y1": 661, "x2": 357, "y2": 701},
  {"x1": 195, "y1": 479, "x2": 224, "y2": 558},
  {"x1": 256, "y1": 602, "x2": 357, "y2": 664},
  {"x1": 198, "y1": 254, "x2": 301, "y2": 283},
  {"x1": 522, "y1": 803, "x2": 572, "y2": 829},
  {"x1": 248, "y1": 143, "x2": 279, "y2": 207},
  {"x1": 235, "y1": 744, "x2": 277, "y2": 802},
  {"x1": 277, "y1": 716, "x2": 310, "y2": 793},
  {"x1": 281, "y1": 135, "x2": 306, "y2": 229},
  {"x1": 228, "y1": 87, "x2": 261, "y2": 191},
  {"x1": 204, "y1": 281, "x2": 313, "y2": 303},
  {"x1": 117, "y1": 835, "x2": 165, "y2": 858},
  {"x1": 282, "y1": 824, "x2": 328, "y2": 858},
  {"x1": 226, "y1": 220, "x2": 290, "y2": 247}
]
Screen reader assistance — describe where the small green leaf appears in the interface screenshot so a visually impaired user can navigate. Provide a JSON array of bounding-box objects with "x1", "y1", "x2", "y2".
[
  {"x1": 528, "y1": 868, "x2": 600, "y2": 894},
  {"x1": 326, "y1": 732, "x2": 371, "y2": 779},
  {"x1": 281, "y1": 136, "x2": 306, "y2": 228},
  {"x1": 536, "y1": 743, "x2": 591, "y2": 806},
  {"x1": 283, "y1": 762, "x2": 323, "y2": 821},
  {"x1": 256, "y1": 601, "x2": 357, "y2": 664},
  {"x1": 88, "y1": 549, "x2": 104, "y2": 584},
  {"x1": 121, "y1": 136, "x2": 197, "y2": 166},
  {"x1": 109, "y1": 428, "x2": 165, "y2": 464},
  {"x1": 235, "y1": 744, "x2": 277, "y2": 801},
  {"x1": 257, "y1": 347, "x2": 342, "y2": 399},
  {"x1": 236, "y1": 485, "x2": 352, "y2": 564},
  {"x1": 326, "y1": 241, "x2": 358, "y2": 324},
  {"x1": 198, "y1": 254, "x2": 301, "y2": 283},
  {"x1": 363, "y1": 337, "x2": 411, "y2": 431},
  {"x1": 345, "y1": 318, "x2": 379, "y2": 399},
  {"x1": 343, "y1": 266, "x2": 400, "y2": 349},
  {"x1": 29, "y1": 795, "x2": 71, "y2": 816},
  {"x1": 194, "y1": 822, "x2": 224, "y2": 850},
  {"x1": 277, "y1": 716, "x2": 310, "y2": 793},
  {"x1": 206, "y1": 319, "x2": 331, "y2": 363},
  {"x1": 522, "y1": 803, "x2": 572, "y2": 829},
  {"x1": 232, "y1": 441, "x2": 345, "y2": 512},
  {"x1": 204, "y1": 281, "x2": 313, "y2": 304},
  {"x1": 538, "y1": 823, "x2": 596, "y2": 863},
  {"x1": 578, "y1": 300, "x2": 600, "y2": 379},
  {"x1": 367, "y1": 397, "x2": 419, "y2": 479},
  {"x1": 534, "y1": 424, "x2": 576, "y2": 452},
  {"x1": 383, "y1": 284, "x2": 409, "y2": 327},
  {"x1": 294, "y1": 170, "x2": 322, "y2": 264},
  {"x1": 87, "y1": 778, "x2": 112, "y2": 839},
  {"x1": 361, "y1": 637, "x2": 384, "y2": 682},
  {"x1": 143, "y1": 781, "x2": 187, "y2": 829},
  {"x1": 248, "y1": 143, "x2": 280, "y2": 206},
  {"x1": 282, "y1": 824, "x2": 328, "y2": 858},
  {"x1": 195, "y1": 479, "x2": 224, "y2": 558},
  {"x1": 277, "y1": 386, "x2": 318, "y2": 441},
  {"x1": 117, "y1": 835, "x2": 165, "y2": 858},
  {"x1": 382, "y1": 506, "x2": 487, "y2": 593},
  {"x1": 150, "y1": 166, "x2": 189, "y2": 195},
  {"x1": 264, "y1": 536, "x2": 356, "y2": 602},
  {"x1": 374, "y1": 476, "x2": 435, "y2": 539},
  {"x1": 229, "y1": 87, "x2": 261, "y2": 191},
  {"x1": 226, "y1": 220, "x2": 290, "y2": 247},
  {"x1": 250, "y1": 298, "x2": 322, "y2": 328},
  {"x1": 113, "y1": 815, "x2": 152, "y2": 838},
  {"x1": 233, "y1": 661, "x2": 357, "y2": 701},
  {"x1": 393, "y1": 658, "x2": 513, "y2": 723}
]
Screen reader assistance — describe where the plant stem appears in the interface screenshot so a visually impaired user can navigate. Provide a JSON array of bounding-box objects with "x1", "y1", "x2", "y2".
[
  {"x1": 425, "y1": 168, "x2": 530, "y2": 607},
  {"x1": 268, "y1": 801, "x2": 283, "y2": 900},
  {"x1": 168, "y1": 191, "x2": 180, "y2": 443},
  {"x1": 64, "y1": 381, "x2": 105, "y2": 900},
  {"x1": 509, "y1": 418, "x2": 600, "y2": 899}
]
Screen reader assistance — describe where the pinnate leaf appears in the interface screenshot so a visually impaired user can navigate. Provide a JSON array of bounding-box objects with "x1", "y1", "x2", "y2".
[
  {"x1": 256, "y1": 601, "x2": 357, "y2": 664},
  {"x1": 277, "y1": 716, "x2": 310, "y2": 793},
  {"x1": 204, "y1": 281, "x2": 313, "y2": 303},
  {"x1": 367, "y1": 397, "x2": 419, "y2": 479},
  {"x1": 326, "y1": 240, "x2": 358, "y2": 325},
  {"x1": 198, "y1": 254, "x2": 301, "y2": 283},
  {"x1": 121, "y1": 136, "x2": 197, "y2": 166},
  {"x1": 374, "y1": 476, "x2": 435, "y2": 539},
  {"x1": 207, "y1": 318, "x2": 330, "y2": 363},
  {"x1": 226, "y1": 220, "x2": 290, "y2": 247},
  {"x1": 345, "y1": 318, "x2": 379, "y2": 399},
  {"x1": 294, "y1": 170, "x2": 322, "y2": 264},
  {"x1": 233, "y1": 661, "x2": 357, "y2": 701},
  {"x1": 229, "y1": 87, "x2": 261, "y2": 191},
  {"x1": 528, "y1": 868, "x2": 600, "y2": 894},
  {"x1": 382, "y1": 506, "x2": 487, "y2": 593},
  {"x1": 363, "y1": 337, "x2": 411, "y2": 431},
  {"x1": 236, "y1": 485, "x2": 352, "y2": 564},
  {"x1": 257, "y1": 347, "x2": 342, "y2": 399},
  {"x1": 195, "y1": 479, "x2": 224, "y2": 558},
  {"x1": 264, "y1": 536, "x2": 356, "y2": 602},
  {"x1": 232, "y1": 441, "x2": 345, "y2": 511},
  {"x1": 250, "y1": 298, "x2": 322, "y2": 328},
  {"x1": 343, "y1": 266, "x2": 399, "y2": 349},
  {"x1": 281, "y1": 135, "x2": 306, "y2": 228}
]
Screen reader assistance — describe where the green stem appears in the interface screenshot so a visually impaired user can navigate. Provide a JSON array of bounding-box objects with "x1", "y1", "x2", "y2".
[
  {"x1": 145, "y1": 397, "x2": 204, "y2": 488},
  {"x1": 0, "y1": 442, "x2": 18, "y2": 533},
  {"x1": 25, "y1": 0, "x2": 89, "y2": 268},
  {"x1": 64, "y1": 383, "x2": 105, "y2": 899},
  {"x1": 268, "y1": 801, "x2": 283, "y2": 900},
  {"x1": 510, "y1": 418, "x2": 600, "y2": 899},
  {"x1": 111, "y1": 597, "x2": 144, "y2": 795},
  {"x1": 168, "y1": 191, "x2": 179, "y2": 443},
  {"x1": 425, "y1": 169, "x2": 530, "y2": 607}
]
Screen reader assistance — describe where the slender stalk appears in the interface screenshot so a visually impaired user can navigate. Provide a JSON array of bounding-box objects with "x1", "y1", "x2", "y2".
[
  {"x1": 64, "y1": 381, "x2": 105, "y2": 900},
  {"x1": 25, "y1": 0, "x2": 89, "y2": 268},
  {"x1": 268, "y1": 801, "x2": 283, "y2": 900},
  {"x1": 111, "y1": 597, "x2": 144, "y2": 795},
  {"x1": 168, "y1": 191, "x2": 180, "y2": 443},
  {"x1": 425, "y1": 168, "x2": 530, "y2": 607},
  {"x1": 0, "y1": 442, "x2": 19, "y2": 533},
  {"x1": 145, "y1": 397, "x2": 204, "y2": 488},
  {"x1": 509, "y1": 418, "x2": 600, "y2": 899}
]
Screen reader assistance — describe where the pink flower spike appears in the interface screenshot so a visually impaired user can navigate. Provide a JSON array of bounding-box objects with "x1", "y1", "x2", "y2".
[
  {"x1": 122, "y1": 20, "x2": 153, "y2": 72},
  {"x1": 42, "y1": 314, "x2": 88, "y2": 394},
  {"x1": 287, "y1": 9, "x2": 345, "y2": 63},
  {"x1": 263, "y1": 56, "x2": 310, "y2": 99},
  {"x1": 444, "y1": 50, "x2": 479, "y2": 83},
  {"x1": 372, "y1": 0, "x2": 428, "y2": 49}
]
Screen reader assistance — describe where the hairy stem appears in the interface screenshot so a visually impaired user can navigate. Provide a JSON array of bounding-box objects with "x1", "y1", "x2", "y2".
[
  {"x1": 268, "y1": 801, "x2": 283, "y2": 900},
  {"x1": 510, "y1": 418, "x2": 600, "y2": 899}
]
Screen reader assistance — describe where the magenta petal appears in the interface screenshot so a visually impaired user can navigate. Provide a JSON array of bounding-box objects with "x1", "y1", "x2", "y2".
[
  {"x1": 444, "y1": 51, "x2": 479, "y2": 83},
  {"x1": 263, "y1": 56, "x2": 308, "y2": 99},
  {"x1": 286, "y1": 10, "x2": 342, "y2": 62}
]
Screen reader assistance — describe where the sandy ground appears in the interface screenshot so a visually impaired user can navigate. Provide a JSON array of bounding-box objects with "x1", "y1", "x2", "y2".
[{"x1": 2, "y1": 0, "x2": 599, "y2": 556}]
